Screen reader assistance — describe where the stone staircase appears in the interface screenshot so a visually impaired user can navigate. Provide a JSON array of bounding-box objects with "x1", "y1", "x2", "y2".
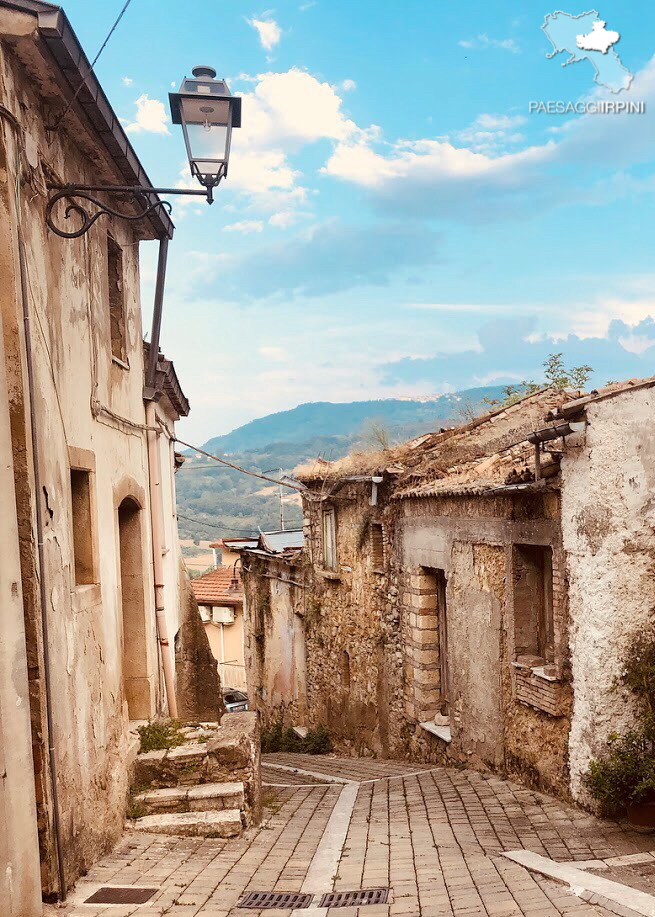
[{"x1": 128, "y1": 712, "x2": 261, "y2": 839}]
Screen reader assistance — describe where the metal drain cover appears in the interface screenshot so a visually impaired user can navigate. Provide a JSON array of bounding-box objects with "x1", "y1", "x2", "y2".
[
  {"x1": 84, "y1": 886, "x2": 158, "y2": 904},
  {"x1": 239, "y1": 891, "x2": 314, "y2": 909},
  {"x1": 320, "y1": 888, "x2": 389, "y2": 908}
]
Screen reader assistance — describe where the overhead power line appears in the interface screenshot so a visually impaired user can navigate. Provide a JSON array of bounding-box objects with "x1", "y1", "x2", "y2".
[
  {"x1": 176, "y1": 513, "x2": 258, "y2": 536},
  {"x1": 174, "y1": 437, "x2": 305, "y2": 492},
  {"x1": 48, "y1": 0, "x2": 134, "y2": 136}
]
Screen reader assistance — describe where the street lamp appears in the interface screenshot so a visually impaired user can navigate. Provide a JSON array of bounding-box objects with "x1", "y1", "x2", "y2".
[
  {"x1": 169, "y1": 66, "x2": 242, "y2": 204},
  {"x1": 45, "y1": 65, "x2": 242, "y2": 237}
]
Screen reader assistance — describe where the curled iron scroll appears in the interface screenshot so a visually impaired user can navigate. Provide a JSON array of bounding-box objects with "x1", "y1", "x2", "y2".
[{"x1": 45, "y1": 188, "x2": 173, "y2": 239}]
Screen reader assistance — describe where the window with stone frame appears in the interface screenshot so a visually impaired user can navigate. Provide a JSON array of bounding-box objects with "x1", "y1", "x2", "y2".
[
  {"x1": 70, "y1": 467, "x2": 96, "y2": 586},
  {"x1": 370, "y1": 522, "x2": 385, "y2": 571},
  {"x1": 512, "y1": 544, "x2": 554, "y2": 664},
  {"x1": 107, "y1": 234, "x2": 126, "y2": 362},
  {"x1": 322, "y1": 507, "x2": 337, "y2": 570}
]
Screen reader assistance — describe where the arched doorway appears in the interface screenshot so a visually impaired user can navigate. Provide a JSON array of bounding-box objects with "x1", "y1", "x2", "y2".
[{"x1": 118, "y1": 497, "x2": 149, "y2": 719}]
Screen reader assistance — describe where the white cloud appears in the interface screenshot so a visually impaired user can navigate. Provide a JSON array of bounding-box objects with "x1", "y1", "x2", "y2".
[
  {"x1": 453, "y1": 113, "x2": 526, "y2": 153},
  {"x1": 223, "y1": 220, "x2": 264, "y2": 233},
  {"x1": 323, "y1": 135, "x2": 552, "y2": 191},
  {"x1": 618, "y1": 334, "x2": 655, "y2": 354},
  {"x1": 125, "y1": 94, "x2": 170, "y2": 135},
  {"x1": 458, "y1": 34, "x2": 520, "y2": 53},
  {"x1": 269, "y1": 210, "x2": 305, "y2": 228},
  {"x1": 340, "y1": 78, "x2": 357, "y2": 92},
  {"x1": 258, "y1": 345, "x2": 288, "y2": 361},
  {"x1": 121, "y1": 76, "x2": 133, "y2": 86},
  {"x1": 211, "y1": 68, "x2": 365, "y2": 213},
  {"x1": 248, "y1": 16, "x2": 282, "y2": 50},
  {"x1": 240, "y1": 68, "x2": 360, "y2": 150},
  {"x1": 321, "y1": 55, "x2": 655, "y2": 221}
]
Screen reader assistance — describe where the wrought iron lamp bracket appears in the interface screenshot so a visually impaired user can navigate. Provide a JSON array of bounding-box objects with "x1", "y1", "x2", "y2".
[{"x1": 45, "y1": 182, "x2": 212, "y2": 239}]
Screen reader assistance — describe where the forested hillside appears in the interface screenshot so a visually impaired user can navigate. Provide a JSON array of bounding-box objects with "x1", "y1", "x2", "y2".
[{"x1": 176, "y1": 386, "x2": 504, "y2": 540}]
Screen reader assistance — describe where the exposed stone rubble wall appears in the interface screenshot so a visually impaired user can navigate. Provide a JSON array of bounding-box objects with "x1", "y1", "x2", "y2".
[
  {"x1": 561, "y1": 388, "x2": 655, "y2": 801},
  {"x1": 243, "y1": 387, "x2": 655, "y2": 805},
  {"x1": 175, "y1": 560, "x2": 224, "y2": 723},
  {"x1": 244, "y1": 485, "x2": 573, "y2": 798}
]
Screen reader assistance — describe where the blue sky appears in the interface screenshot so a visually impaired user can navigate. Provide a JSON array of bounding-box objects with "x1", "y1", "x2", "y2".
[{"x1": 63, "y1": 1, "x2": 655, "y2": 441}]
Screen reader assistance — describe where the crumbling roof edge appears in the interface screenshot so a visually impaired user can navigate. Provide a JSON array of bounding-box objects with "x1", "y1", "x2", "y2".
[
  {"x1": 2, "y1": 0, "x2": 174, "y2": 239},
  {"x1": 550, "y1": 375, "x2": 655, "y2": 419}
]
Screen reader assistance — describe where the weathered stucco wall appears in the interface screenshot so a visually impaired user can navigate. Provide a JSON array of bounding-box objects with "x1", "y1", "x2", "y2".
[
  {"x1": 301, "y1": 490, "x2": 404, "y2": 756},
  {"x1": 204, "y1": 605, "x2": 247, "y2": 691},
  {"x1": 0, "y1": 31, "x2": 169, "y2": 894},
  {"x1": 398, "y1": 494, "x2": 571, "y2": 795},
  {"x1": 175, "y1": 563, "x2": 224, "y2": 723},
  {"x1": 243, "y1": 558, "x2": 308, "y2": 730},
  {"x1": 561, "y1": 390, "x2": 655, "y2": 801},
  {"x1": 0, "y1": 285, "x2": 42, "y2": 916}
]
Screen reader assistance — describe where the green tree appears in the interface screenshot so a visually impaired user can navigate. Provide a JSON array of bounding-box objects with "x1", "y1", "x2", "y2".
[{"x1": 484, "y1": 353, "x2": 593, "y2": 409}]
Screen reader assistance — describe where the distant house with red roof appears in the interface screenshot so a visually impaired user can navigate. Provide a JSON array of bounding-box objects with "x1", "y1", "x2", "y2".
[{"x1": 192, "y1": 566, "x2": 246, "y2": 691}]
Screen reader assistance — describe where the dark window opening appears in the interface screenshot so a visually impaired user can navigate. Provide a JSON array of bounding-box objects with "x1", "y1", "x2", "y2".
[
  {"x1": 107, "y1": 234, "x2": 126, "y2": 362},
  {"x1": 70, "y1": 468, "x2": 95, "y2": 585},
  {"x1": 512, "y1": 544, "x2": 554, "y2": 663}
]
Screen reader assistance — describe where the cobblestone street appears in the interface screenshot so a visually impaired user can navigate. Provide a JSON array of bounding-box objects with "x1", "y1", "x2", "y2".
[{"x1": 62, "y1": 755, "x2": 655, "y2": 917}]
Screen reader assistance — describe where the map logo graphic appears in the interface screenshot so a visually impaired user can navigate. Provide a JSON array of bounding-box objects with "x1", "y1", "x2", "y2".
[{"x1": 542, "y1": 10, "x2": 633, "y2": 93}]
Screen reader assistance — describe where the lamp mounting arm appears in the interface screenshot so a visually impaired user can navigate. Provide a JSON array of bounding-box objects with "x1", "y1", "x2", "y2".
[{"x1": 45, "y1": 182, "x2": 211, "y2": 238}]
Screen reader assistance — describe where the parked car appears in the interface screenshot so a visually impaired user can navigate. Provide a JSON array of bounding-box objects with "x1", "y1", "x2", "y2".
[{"x1": 223, "y1": 688, "x2": 249, "y2": 713}]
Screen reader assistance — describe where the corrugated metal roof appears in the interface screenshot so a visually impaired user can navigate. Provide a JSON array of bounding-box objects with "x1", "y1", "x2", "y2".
[{"x1": 260, "y1": 530, "x2": 305, "y2": 553}]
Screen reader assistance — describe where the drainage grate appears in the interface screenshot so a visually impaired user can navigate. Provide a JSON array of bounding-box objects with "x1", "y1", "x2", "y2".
[
  {"x1": 84, "y1": 886, "x2": 158, "y2": 905},
  {"x1": 320, "y1": 888, "x2": 389, "y2": 908},
  {"x1": 238, "y1": 891, "x2": 314, "y2": 909}
]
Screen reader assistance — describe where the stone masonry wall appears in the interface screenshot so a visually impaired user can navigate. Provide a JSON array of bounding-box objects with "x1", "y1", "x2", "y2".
[
  {"x1": 301, "y1": 488, "x2": 405, "y2": 757},
  {"x1": 246, "y1": 480, "x2": 574, "y2": 799}
]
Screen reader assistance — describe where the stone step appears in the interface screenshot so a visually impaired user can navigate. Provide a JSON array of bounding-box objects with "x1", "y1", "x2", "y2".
[
  {"x1": 134, "y1": 743, "x2": 210, "y2": 787},
  {"x1": 131, "y1": 808, "x2": 243, "y2": 838},
  {"x1": 134, "y1": 782, "x2": 245, "y2": 815}
]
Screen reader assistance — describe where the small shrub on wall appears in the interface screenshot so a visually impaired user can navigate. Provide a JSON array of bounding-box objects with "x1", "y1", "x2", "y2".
[
  {"x1": 583, "y1": 630, "x2": 655, "y2": 820},
  {"x1": 262, "y1": 721, "x2": 332, "y2": 755}
]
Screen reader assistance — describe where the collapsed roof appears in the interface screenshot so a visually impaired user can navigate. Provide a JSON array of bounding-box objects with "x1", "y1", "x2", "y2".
[{"x1": 295, "y1": 376, "x2": 655, "y2": 500}]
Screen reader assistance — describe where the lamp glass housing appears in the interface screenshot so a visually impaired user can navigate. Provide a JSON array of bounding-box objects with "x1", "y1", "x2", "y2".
[{"x1": 170, "y1": 67, "x2": 241, "y2": 189}]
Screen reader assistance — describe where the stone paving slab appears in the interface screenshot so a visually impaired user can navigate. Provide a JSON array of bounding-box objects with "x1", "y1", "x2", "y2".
[
  {"x1": 60, "y1": 757, "x2": 654, "y2": 917},
  {"x1": 262, "y1": 764, "x2": 332, "y2": 786},
  {"x1": 263, "y1": 754, "x2": 433, "y2": 782}
]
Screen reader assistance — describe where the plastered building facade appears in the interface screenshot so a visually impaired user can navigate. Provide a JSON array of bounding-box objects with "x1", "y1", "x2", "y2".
[
  {"x1": 0, "y1": 3, "x2": 219, "y2": 911},
  {"x1": 241, "y1": 381, "x2": 655, "y2": 806}
]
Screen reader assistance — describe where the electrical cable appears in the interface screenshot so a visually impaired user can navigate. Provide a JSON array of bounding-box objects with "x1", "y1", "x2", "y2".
[
  {"x1": 173, "y1": 437, "x2": 306, "y2": 492},
  {"x1": 48, "y1": 0, "x2": 134, "y2": 136},
  {"x1": 176, "y1": 513, "x2": 259, "y2": 536}
]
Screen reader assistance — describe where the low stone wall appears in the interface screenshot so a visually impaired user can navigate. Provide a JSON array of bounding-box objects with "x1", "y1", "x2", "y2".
[
  {"x1": 208, "y1": 712, "x2": 262, "y2": 826},
  {"x1": 175, "y1": 561, "x2": 225, "y2": 723},
  {"x1": 133, "y1": 712, "x2": 262, "y2": 827}
]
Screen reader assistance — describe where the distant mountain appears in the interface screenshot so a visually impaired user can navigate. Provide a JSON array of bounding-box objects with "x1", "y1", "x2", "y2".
[
  {"x1": 176, "y1": 385, "x2": 505, "y2": 542},
  {"x1": 200, "y1": 386, "x2": 504, "y2": 455}
]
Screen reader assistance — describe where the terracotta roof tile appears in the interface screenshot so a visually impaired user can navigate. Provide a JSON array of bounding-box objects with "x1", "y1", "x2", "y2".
[{"x1": 192, "y1": 567, "x2": 243, "y2": 606}]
